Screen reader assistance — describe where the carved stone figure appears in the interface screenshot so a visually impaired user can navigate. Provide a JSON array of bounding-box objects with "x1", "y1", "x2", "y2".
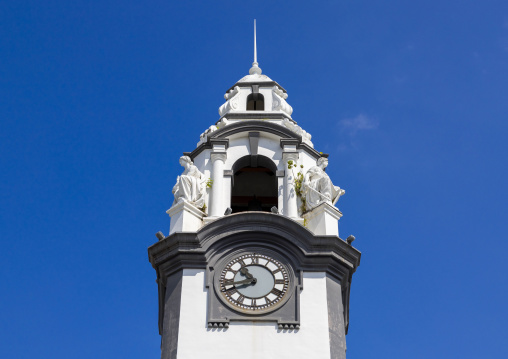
[
  {"x1": 301, "y1": 157, "x2": 345, "y2": 211},
  {"x1": 172, "y1": 156, "x2": 207, "y2": 209}
]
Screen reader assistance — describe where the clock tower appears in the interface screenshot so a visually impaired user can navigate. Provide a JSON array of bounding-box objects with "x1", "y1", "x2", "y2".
[{"x1": 148, "y1": 23, "x2": 361, "y2": 359}]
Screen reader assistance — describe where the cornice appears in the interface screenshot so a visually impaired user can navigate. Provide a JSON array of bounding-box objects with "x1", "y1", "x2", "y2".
[
  {"x1": 226, "y1": 80, "x2": 287, "y2": 94},
  {"x1": 147, "y1": 212, "x2": 361, "y2": 336},
  {"x1": 184, "y1": 121, "x2": 325, "y2": 161}
]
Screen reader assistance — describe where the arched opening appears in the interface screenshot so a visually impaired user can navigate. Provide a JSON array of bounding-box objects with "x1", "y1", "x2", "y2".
[
  {"x1": 231, "y1": 156, "x2": 277, "y2": 213},
  {"x1": 246, "y1": 93, "x2": 264, "y2": 111}
]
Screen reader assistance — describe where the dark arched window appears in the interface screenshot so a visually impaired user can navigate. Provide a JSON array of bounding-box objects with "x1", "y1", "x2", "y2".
[
  {"x1": 231, "y1": 155, "x2": 277, "y2": 213},
  {"x1": 246, "y1": 93, "x2": 264, "y2": 111}
]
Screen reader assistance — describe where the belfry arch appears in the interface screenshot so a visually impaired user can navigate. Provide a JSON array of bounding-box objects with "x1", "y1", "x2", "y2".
[
  {"x1": 230, "y1": 155, "x2": 278, "y2": 213},
  {"x1": 246, "y1": 92, "x2": 264, "y2": 110}
]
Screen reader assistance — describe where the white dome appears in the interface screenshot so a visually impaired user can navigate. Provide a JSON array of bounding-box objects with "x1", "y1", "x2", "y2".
[{"x1": 237, "y1": 73, "x2": 273, "y2": 83}]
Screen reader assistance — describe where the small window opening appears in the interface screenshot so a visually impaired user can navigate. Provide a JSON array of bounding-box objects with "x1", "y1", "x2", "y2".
[
  {"x1": 231, "y1": 166, "x2": 277, "y2": 213},
  {"x1": 246, "y1": 93, "x2": 264, "y2": 111}
]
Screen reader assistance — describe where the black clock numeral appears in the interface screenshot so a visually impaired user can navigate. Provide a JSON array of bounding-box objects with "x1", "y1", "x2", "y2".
[
  {"x1": 252, "y1": 299, "x2": 257, "y2": 307},
  {"x1": 271, "y1": 288, "x2": 283, "y2": 297},
  {"x1": 238, "y1": 259, "x2": 246, "y2": 266},
  {"x1": 264, "y1": 296, "x2": 272, "y2": 304},
  {"x1": 251, "y1": 256, "x2": 259, "y2": 264},
  {"x1": 275, "y1": 279, "x2": 285, "y2": 284},
  {"x1": 237, "y1": 295, "x2": 245, "y2": 304},
  {"x1": 272, "y1": 268, "x2": 281, "y2": 274},
  {"x1": 223, "y1": 279, "x2": 234, "y2": 286}
]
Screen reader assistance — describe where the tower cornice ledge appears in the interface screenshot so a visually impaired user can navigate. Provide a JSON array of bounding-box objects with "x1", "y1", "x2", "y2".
[
  {"x1": 148, "y1": 212, "x2": 361, "y2": 336},
  {"x1": 184, "y1": 120, "x2": 325, "y2": 160},
  {"x1": 226, "y1": 79, "x2": 287, "y2": 94},
  {"x1": 217, "y1": 112, "x2": 295, "y2": 123},
  {"x1": 148, "y1": 212, "x2": 362, "y2": 275}
]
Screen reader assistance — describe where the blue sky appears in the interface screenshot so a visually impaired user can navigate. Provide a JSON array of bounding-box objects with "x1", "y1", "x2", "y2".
[{"x1": 1, "y1": 1, "x2": 507, "y2": 358}]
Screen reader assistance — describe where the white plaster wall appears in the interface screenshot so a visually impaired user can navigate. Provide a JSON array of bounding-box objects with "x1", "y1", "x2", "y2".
[
  {"x1": 257, "y1": 137, "x2": 280, "y2": 164},
  {"x1": 177, "y1": 269, "x2": 331, "y2": 359},
  {"x1": 224, "y1": 137, "x2": 250, "y2": 169},
  {"x1": 258, "y1": 87, "x2": 274, "y2": 110}
]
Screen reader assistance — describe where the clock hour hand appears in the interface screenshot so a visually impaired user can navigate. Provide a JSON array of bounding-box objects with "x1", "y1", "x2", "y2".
[{"x1": 240, "y1": 266, "x2": 253, "y2": 279}]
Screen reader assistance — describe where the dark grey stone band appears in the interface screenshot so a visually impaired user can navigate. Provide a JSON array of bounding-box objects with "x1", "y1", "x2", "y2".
[
  {"x1": 160, "y1": 271, "x2": 183, "y2": 359},
  {"x1": 327, "y1": 276, "x2": 347, "y2": 359},
  {"x1": 149, "y1": 212, "x2": 361, "y2": 335}
]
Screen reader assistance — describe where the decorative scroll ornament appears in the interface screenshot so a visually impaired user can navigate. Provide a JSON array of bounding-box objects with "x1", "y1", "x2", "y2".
[
  {"x1": 301, "y1": 157, "x2": 345, "y2": 211},
  {"x1": 272, "y1": 86, "x2": 293, "y2": 117},
  {"x1": 282, "y1": 118, "x2": 313, "y2": 147},
  {"x1": 171, "y1": 156, "x2": 207, "y2": 209},
  {"x1": 219, "y1": 86, "x2": 240, "y2": 117},
  {"x1": 197, "y1": 117, "x2": 230, "y2": 146}
]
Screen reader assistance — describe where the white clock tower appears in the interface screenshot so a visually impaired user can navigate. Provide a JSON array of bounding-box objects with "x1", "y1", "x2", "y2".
[{"x1": 148, "y1": 22, "x2": 361, "y2": 359}]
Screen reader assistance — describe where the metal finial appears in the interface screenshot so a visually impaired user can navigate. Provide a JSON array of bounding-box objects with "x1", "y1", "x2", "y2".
[
  {"x1": 254, "y1": 19, "x2": 257, "y2": 63},
  {"x1": 249, "y1": 19, "x2": 262, "y2": 75}
]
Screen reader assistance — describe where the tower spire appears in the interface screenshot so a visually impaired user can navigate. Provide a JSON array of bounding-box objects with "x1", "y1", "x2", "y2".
[
  {"x1": 249, "y1": 19, "x2": 262, "y2": 75},
  {"x1": 254, "y1": 19, "x2": 257, "y2": 64}
]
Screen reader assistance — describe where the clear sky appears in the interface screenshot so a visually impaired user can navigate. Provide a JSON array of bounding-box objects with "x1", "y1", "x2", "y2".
[{"x1": 1, "y1": 1, "x2": 507, "y2": 358}]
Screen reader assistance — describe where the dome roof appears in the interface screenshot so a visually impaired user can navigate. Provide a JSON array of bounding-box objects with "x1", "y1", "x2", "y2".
[{"x1": 237, "y1": 73, "x2": 273, "y2": 83}]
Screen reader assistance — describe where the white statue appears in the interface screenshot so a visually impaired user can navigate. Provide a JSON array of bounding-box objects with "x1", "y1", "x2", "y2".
[
  {"x1": 301, "y1": 157, "x2": 345, "y2": 211},
  {"x1": 171, "y1": 156, "x2": 207, "y2": 209}
]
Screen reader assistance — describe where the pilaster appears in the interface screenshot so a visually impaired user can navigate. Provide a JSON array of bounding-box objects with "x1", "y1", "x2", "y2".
[{"x1": 209, "y1": 151, "x2": 227, "y2": 218}]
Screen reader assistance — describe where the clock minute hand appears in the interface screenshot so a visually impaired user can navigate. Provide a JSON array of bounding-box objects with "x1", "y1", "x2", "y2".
[{"x1": 232, "y1": 278, "x2": 257, "y2": 286}]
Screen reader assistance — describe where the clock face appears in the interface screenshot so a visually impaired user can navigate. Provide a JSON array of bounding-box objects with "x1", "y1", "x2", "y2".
[{"x1": 219, "y1": 253, "x2": 290, "y2": 312}]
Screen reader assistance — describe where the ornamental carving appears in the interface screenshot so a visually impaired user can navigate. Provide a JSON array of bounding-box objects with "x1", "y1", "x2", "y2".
[
  {"x1": 171, "y1": 156, "x2": 207, "y2": 209},
  {"x1": 301, "y1": 157, "x2": 345, "y2": 211},
  {"x1": 282, "y1": 118, "x2": 313, "y2": 147}
]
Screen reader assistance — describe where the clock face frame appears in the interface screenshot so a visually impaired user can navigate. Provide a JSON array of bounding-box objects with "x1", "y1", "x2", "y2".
[{"x1": 217, "y1": 253, "x2": 291, "y2": 313}]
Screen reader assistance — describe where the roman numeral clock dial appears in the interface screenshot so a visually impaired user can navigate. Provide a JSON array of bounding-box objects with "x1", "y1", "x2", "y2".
[{"x1": 219, "y1": 253, "x2": 290, "y2": 312}]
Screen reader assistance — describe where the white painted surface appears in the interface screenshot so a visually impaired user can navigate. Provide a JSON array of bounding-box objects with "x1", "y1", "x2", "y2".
[
  {"x1": 210, "y1": 152, "x2": 227, "y2": 217},
  {"x1": 303, "y1": 202, "x2": 342, "y2": 236},
  {"x1": 177, "y1": 270, "x2": 331, "y2": 359},
  {"x1": 167, "y1": 201, "x2": 204, "y2": 234}
]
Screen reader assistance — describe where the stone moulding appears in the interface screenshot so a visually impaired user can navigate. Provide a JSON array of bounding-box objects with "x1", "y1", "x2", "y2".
[
  {"x1": 217, "y1": 112, "x2": 295, "y2": 124},
  {"x1": 226, "y1": 80, "x2": 287, "y2": 94},
  {"x1": 148, "y1": 212, "x2": 361, "y2": 335},
  {"x1": 184, "y1": 120, "x2": 326, "y2": 161}
]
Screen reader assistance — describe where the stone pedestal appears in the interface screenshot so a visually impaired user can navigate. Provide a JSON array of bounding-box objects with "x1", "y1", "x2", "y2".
[
  {"x1": 302, "y1": 202, "x2": 342, "y2": 237},
  {"x1": 167, "y1": 200, "x2": 205, "y2": 234}
]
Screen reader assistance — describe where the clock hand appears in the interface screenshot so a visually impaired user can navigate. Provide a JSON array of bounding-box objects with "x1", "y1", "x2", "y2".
[
  {"x1": 232, "y1": 278, "x2": 257, "y2": 286},
  {"x1": 240, "y1": 266, "x2": 253, "y2": 279}
]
